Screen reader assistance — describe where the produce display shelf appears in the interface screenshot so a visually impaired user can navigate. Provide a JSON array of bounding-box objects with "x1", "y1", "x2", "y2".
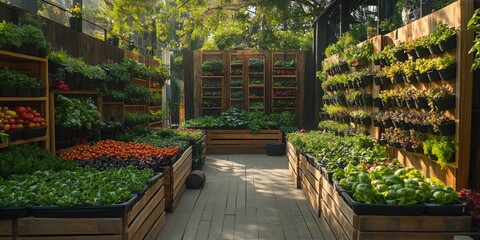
[
  {"x1": 273, "y1": 96, "x2": 296, "y2": 99},
  {"x1": 202, "y1": 96, "x2": 222, "y2": 99},
  {"x1": 248, "y1": 85, "x2": 264, "y2": 88},
  {"x1": 52, "y1": 90, "x2": 98, "y2": 95},
  {"x1": 202, "y1": 87, "x2": 222, "y2": 89},
  {"x1": 102, "y1": 101, "x2": 123, "y2": 105},
  {"x1": 124, "y1": 104, "x2": 147, "y2": 107},
  {"x1": 273, "y1": 67, "x2": 296, "y2": 69},
  {"x1": 230, "y1": 75, "x2": 243, "y2": 78},
  {"x1": 272, "y1": 75, "x2": 297, "y2": 78},
  {"x1": 0, "y1": 97, "x2": 47, "y2": 101},
  {"x1": 230, "y1": 86, "x2": 243, "y2": 89},
  {"x1": 200, "y1": 76, "x2": 223, "y2": 78},
  {"x1": 0, "y1": 50, "x2": 47, "y2": 62},
  {"x1": 273, "y1": 87, "x2": 297, "y2": 89},
  {"x1": 0, "y1": 135, "x2": 48, "y2": 148},
  {"x1": 202, "y1": 107, "x2": 222, "y2": 109}
]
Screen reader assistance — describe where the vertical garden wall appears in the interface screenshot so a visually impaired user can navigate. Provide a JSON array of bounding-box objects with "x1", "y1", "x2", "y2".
[{"x1": 318, "y1": 0, "x2": 474, "y2": 189}]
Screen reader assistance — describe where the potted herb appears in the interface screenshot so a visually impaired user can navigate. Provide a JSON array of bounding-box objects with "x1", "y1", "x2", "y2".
[
  {"x1": 427, "y1": 112, "x2": 456, "y2": 136},
  {"x1": 423, "y1": 137, "x2": 456, "y2": 168},
  {"x1": 414, "y1": 58, "x2": 434, "y2": 82},
  {"x1": 0, "y1": 20, "x2": 22, "y2": 52},
  {"x1": 350, "y1": 110, "x2": 372, "y2": 126},
  {"x1": 412, "y1": 89, "x2": 429, "y2": 109},
  {"x1": 101, "y1": 90, "x2": 126, "y2": 102},
  {"x1": 346, "y1": 42, "x2": 373, "y2": 67},
  {"x1": 427, "y1": 85, "x2": 455, "y2": 111},
  {"x1": 383, "y1": 64, "x2": 404, "y2": 84},
  {"x1": 392, "y1": 42, "x2": 408, "y2": 62},
  {"x1": 433, "y1": 55, "x2": 457, "y2": 81},
  {"x1": 412, "y1": 36, "x2": 431, "y2": 58},
  {"x1": 434, "y1": 23, "x2": 457, "y2": 52},
  {"x1": 18, "y1": 14, "x2": 50, "y2": 57},
  {"x1": 69, "y1": 3, "x2": 83, "y2": 32},
  {"x1": 149, "y1": 92, "x2": 162, "y2": 106},
  {"x1": 402, "y1": 59, "x2": 418, "y2": 84}
]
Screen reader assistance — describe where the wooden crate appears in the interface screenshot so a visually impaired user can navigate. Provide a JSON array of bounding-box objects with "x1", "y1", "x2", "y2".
[
  {"x1": 162, "y1": 146, "x2": 193, "y2": 212},
  {"x1": 14, "y1": 177, "x2": 166, "y2": 240},
  {"x1": 0, "y1": 220, "x2": 12, "y2": 240},
  {"x1": 287, "y1": 142, "x2": 301, "y2": 189},
  {"x1": 299, "y1": 154, "x2": 322, "y2": 216},
  {"x1": 206, "y1": 129, "x2": 282, "y2": 154},
  {"x1": 321, "y1": 177, "x2": 472, "y2": 240}
]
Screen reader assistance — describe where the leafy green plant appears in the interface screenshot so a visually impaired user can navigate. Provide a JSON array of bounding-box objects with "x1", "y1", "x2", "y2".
[
  {"x1": 0, "y1": 167, "x2": 153, "y2": 207},
  {"x1": 102, "y1": 62, "x2": 131, "y2": 85},
  {"x1": 0, "y1": 67, "x2": 43, "y2": 88},
  {"x1": 322, "y1": 104, "x2": 348, "y2": 117},
  {"x1": 431, "y1": 55, "x2": 456, "y2": 70},
  {"x1": 202, "y1": 60, "x2": 224, "y2": 71},
  {"x1": 0, "y1": 144, "x2": 78, "y2": 178},
  {"x1": 248, "y1": 58, "x2": 265, "y2": 68},
  {"x1": 274, "y1": 60, "x2": 295, "y2": 68},
  {"x1": 423, "y1": 137, "x2": 456, "y2": 168},
  {"x1": 124, "y1": 112, "x2": 151, "y2": 125},
  {"x1": 0, "y1": 20, "x2": 22, "y2": 49},
  {"x1": 469, "y1": 8, "x2": 480, "y2": 70},
  {"x1": 429, "y1": 23, "x2": 457, "y2": 45},
  {"x1": 55, "y1": 94, "x2": 101, "y2": 129}
]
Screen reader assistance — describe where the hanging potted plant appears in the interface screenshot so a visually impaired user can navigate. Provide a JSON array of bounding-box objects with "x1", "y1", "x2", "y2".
[
  {"x1": 415, "y1": 58, "x2": 434, "y2": 82},
  {"x1": 427, "y1": 85, "x2": 455, "y2": 111},
  {"x1": 412, "y1": 36, "x2": 431, "y2": 58},
  {"x1": 436, "y1": 24, "x2": 457, "y2": 52},
  {"x1": 402, "y1": 59, "x2": 418, "y2": 84},
  {"x1": 393, "y1": 42, "x2": 408, "y2": 62},
  {"x1": 423, "y1": 137, "x2": 456, "y2": 168},
  {"x1": 427, "y1": 112, "x2": 456, "y2": 136},
  {"x1": 433, "y1": 55, "x2": 457, "y2": 81},
  {"x1": 383, "y1": 64, "x2": 404, "y2": 84}
]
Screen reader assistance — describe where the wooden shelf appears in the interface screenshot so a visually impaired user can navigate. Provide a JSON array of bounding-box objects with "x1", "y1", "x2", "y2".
[
  {"x1": 230, "y1": 86, "x2": 243, "y2": 89},
  {"x1": 273, "y1": 86, "x2": 297, "y2": 89},
  {"x1": 230, "y1": 99, "x2": 243, "y2": 101},
  {"x1": 248, "y1": 85, "x2": 264, "y2": 88},
  {"x1": 132, "y1": 78, "x2": 147, "y2": 82},
  {"x1": 272, "y1": 75, "x2": 297, "y2": 78},
  {"x1": 0, "y1": 50, "x2": 47, "y2": 62},
  {"x1": 273, "y1": 96, "x2": 296, "y2": 99},
  {"x1": 124, "y1": 104, "x2": 147, "y2": 107},
  {"x1": 230, "y1": 75, "x2": 243, "y2": 77},
  {"x1": 202, "y1": 107, "x2": 222, "y2": 109},
  {"x1": 201, "y1": 76, "x2": 224, "y2": 78},
  {"x1": 102, "y1": 102, "x2": 124, "y2": 105},
  {"x1": 53, "y1": 90, "x2": 98, "y2": 95},
  {"x1": 0, "y1": 97, "x2": 47, "y2": 101},
  {"x1": 0, "y1": 135, "x2": 48, "y2": 149},
  {"x1": 202, "y1": 96, "x2": 222, "y2": 98},
  {"x1": 149, "y1": 120, "x2": 163, "y2": 125},
  {"x1": 273, "y1": 67, "x2": 296, "y2": 69},
  {"x1": 149, "y1": 105, "x2": 162, "y2": 110},
  {"x1": 249, "y1": 96, "x2": 264, "y2": 99},
  {"x1": 272, "y1": 107, "x2": 296, "y2": 110},
  {"x1": 202, "y1": 87, "x2": 222, "y2": 89}
]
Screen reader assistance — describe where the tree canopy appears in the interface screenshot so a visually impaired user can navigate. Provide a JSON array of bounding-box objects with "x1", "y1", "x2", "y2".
[{"x1": 98, "y1": 0, "x2": 329, "y2": 51}]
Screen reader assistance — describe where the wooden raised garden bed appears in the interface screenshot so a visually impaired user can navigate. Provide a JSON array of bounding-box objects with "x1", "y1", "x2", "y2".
[
  {"x1": 286, "y1": 141, "x2": 301, "y2": 189},
  {"x1": 1, "y1": 173, "x2": 166, "y2": 240},
  {"x1": 299, "y1": 153, "x2": 322, "y2": 216},
  {"x1": 206, "y1": 129, "x2": 282, "y2": 154},
  {"x1": 320, "y1": 177, "x2": 471, "y2": 240},
  {"x1": 162, "y1": 146, "x2": 193, "y2": 212}
]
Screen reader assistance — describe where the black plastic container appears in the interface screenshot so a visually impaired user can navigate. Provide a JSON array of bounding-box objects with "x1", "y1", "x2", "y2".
[
  {"x1": 0, "y1": 207, "x2": 30, "y2": 219},
  {"x1": 424, "y1": 201, "x2": 466, "y2": 216},
  {"x1": 438, "y1": 65, "x2": 457, "y2": 81},
  {"x1": 439, "y1": 34, "x2": 457, "y2": 52},
  {"x1": 416, "y1": 72, "x2": 430, "y2": 83},
  {"x1": 415, "y1": 46, "x2": 430, "y2": 58},
  {"x1": 342, "y1": 192, "x2": 425, "y2": 216},
  {"x1": 427, "y1": 69, "x2": 442, "y2": 82},
  {"x1": 438, "y1": 121, "x2": 456, "y2": 136},
  {"x1": 17, "y1": 87, "x2": 32, "y2": 97},
  {"x1": 23, "y1": 126, "x2": 47, "y2": 139},
  {"x1": 434, "y1": 95, "x2": 456, "y2": 111},
  {"x1": 429, "y1": 45, "x2": 443, "y2": 55},
  {"x1": 415, "y1": 97, "x2": 429, "y2": 109},
  {"x1": 31, "y1": 195, "x2": 138, "y2": 218},
  {"x1": 0, "y1": 86, "x2": 17, "y2": 97},
  {"x1": 8, "y1": 129, "x2": 23, "y2": 141},
  {"x1": 394, "y1": 50, "x2": 408, "y2": 62},
  {"x1": 266, "y1": 142, "x2": 286, "y2": 156}
]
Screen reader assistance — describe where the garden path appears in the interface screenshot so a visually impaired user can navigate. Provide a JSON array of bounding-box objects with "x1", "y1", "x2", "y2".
[{"x1": 157, "y1": 154, "x2": 335, "y2": 240}]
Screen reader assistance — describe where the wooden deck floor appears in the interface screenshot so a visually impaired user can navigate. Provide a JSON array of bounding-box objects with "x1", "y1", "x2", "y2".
[{"x1": 157, "y1": 154, "x2": 336, "y2": 240}]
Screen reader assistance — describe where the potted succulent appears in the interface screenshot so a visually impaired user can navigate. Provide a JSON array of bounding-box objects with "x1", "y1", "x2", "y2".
[
  {"x1": 433, "y1": 55, "x2": 457, "y2": 81},
  {"x1": 427, "y1": 85, "x2": 455, "y2": 111}
]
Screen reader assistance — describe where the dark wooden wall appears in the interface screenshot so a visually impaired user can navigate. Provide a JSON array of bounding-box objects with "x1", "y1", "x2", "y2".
[{"x1": 0, "y1": 3, "x2": 156, "y2": 67}]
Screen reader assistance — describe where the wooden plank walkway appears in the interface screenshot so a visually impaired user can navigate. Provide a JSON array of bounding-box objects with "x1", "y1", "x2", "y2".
[{"x1": 157, "y1": 154, "x2": 336, "y2": 240}]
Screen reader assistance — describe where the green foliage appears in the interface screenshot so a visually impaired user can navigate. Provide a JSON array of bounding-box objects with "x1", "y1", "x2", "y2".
[
  {"x1": 49, "y1": 50, "x2": 106, "y2": 80},
  {"x1": 0, "y1": 167, "x2": 153, "y2": 207},
  {"x1": 124, "y1": 112, "x2": 151, "y2": 125},
  {"x1": 0, "y1": 144, "x2": 78, "y2": 179},
  {"x1": 55, "y1": 94, "x2": 101, "y2": 129},
  {"x1": 469, "y1": 8, "x2": 480, "y2": 70},
  {"x1": 201, "y1": 60, "x2": 223, "y2": 71},
  {"x1": 0, "y1": 67, "x2": 43, "y2": 87},
  {"x1": 423, "y1": 137, "x2": 456, "y2": 169}
]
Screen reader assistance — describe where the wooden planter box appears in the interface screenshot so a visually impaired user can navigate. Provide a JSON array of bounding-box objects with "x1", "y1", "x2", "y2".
[
  {"x1": 321, "y1": 177, "x2": 471, "y2": 240},
  {"x1": 299, "y1": 154, "x2": 322, "y2": 216},
  {"x1": 4, "y1": 175, "x2": 166, "y2": 240},
  {"x1": 206, "y1": 129, "x2": 282, "y2": 154},
  {"x1": 162, "y1": 146, "x2": 193, "y2": 212},
  {"x1": 287, "y1": 141, "x2": 301, "y2": 189}
]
